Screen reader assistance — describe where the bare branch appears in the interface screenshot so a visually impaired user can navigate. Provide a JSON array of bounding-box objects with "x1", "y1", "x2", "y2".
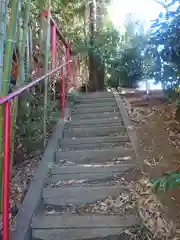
[{"x1": 152, "y1": 0, "x2": 168, "y2": 9}]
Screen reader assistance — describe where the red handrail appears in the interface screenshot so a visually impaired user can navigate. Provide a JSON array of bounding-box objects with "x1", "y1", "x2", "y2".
[
  {"x1": 0, "y1": 53, "x2": 79, "y2": 240},
  {"x1": 0, "y1": 56, "x2": 78, "y2": 104},
  {"x1": 2, "y1": 101, "x2": 11, "y2": 240}
]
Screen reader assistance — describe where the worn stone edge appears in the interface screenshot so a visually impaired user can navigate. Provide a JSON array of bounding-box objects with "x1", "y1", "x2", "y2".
[
  {"x1": 12, "y1": 107, "x2": 70, "y2": 240},
  {"x1": 112, "y1": 89, "x2": 139, "y2": 159}
]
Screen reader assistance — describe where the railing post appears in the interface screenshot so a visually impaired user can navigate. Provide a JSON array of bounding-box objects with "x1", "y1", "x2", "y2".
[
  {"x1": 2, "y1": 101, "x2": 11, "y2": 240},
  {"x1": 61, "y1": 68, "x2": 65, "y2": 119}
]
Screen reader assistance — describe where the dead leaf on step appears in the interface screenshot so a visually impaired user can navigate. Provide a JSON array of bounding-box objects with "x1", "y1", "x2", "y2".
[{"x1": 79, "y1": 191, "x2": 134, "y2": 215}]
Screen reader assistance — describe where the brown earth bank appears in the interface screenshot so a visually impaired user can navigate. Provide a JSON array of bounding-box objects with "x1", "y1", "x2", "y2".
[{"x1": 121, "y1": 89, "x2": 180, "y2": 239}]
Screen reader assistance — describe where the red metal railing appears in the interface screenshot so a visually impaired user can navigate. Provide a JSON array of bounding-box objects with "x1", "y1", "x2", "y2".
[
  {"x1": 0, "y1": 54, "x2": 80, "y2": 240},
  {"x1": 2, "y1": 101, "x2": 11, "y2": 240},
  {"x1": 0, "y1": 16, "x2": 81, "y2": 239}
]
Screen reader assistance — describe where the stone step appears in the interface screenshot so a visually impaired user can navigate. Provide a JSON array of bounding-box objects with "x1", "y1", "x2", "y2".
[
  {"x1": 72, "y1": 111, "x2": 120, "y2": 120},
  {"x1": 63, "y1": 125, "x2": 126, "y2": 138},
  {"x1": 32, "y1": 214, "x2": 138, "y2": 240},
  {"x1": 80, "y1": 97, "x2": 115, "y2": 104},
  {"x1": 49, "y1": 164, "x2": 134, "y2": 183},
  {"x1": 56, "y1": 147, "x2": 134, "y2": 164},
  {"x1": 66, "y1": 117, "x2": 123, "y2": 127},
  {"x1": 72, "y1": 106, "x2": 118, "y2": 114},
  {"x1": 80, "y1": 92, "x2": 114, "y2": 99},
  {"x1": 74, "y1": 101, "x2": 117, "y2": 109},
  {"x1": 43, "y1": 185, "x2": 128, "y2": 206},
  {"x1": 62, "y1": 135, "x2": 129, "y2": 145},
  {"x1": 61, "y1": 140, "x2": 130, "y2": 151},
  {"x1": 50, "y1": 164, "x2": 134, "y2": 175},
  {"x1": 50, "y1": 171, "x2": 130, "y2": 184},
  {"x1": 62, "y1": 143, "x2": 130, "y2": 151}
]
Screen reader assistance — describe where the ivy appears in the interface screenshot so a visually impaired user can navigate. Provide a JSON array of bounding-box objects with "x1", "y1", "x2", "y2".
[{"x1": 152, "y1": 172, "x2": 180, "y2": 192}]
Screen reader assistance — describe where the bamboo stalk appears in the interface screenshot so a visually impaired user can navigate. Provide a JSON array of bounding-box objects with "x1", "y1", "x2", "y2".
[
  {"x1": 9, "y1": 17, "x2": 22, "y2": 169},
  {"x1": 25, "y1": 29, "x2": 30, "y2": 82},
  {"x1": 29, "y1": 27, "x2": 33, "y2": 75},
  {"x1": 10, "y1": 1, "x2": 31, "y2": 167},
  {"x1": 18, "y1": 2, "x2": 31, "y2": 86},
  {"x1": 0, "y1": 0, "x2": 9, "y2": 91},
  {"x1": 17, "y1": 17, "x2": 24, "y2": 85},
  {"x1": 0, "y1": 0, "x2": 20, "y2": 207},
  {"x1": 40, "y1": 13, "x2": 45, "y2": 50},
  {"x1": 43, "y1": 0, "x2": 51, "y2": 148}
]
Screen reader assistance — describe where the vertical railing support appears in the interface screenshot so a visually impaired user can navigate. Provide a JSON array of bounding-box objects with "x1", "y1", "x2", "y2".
[
  {"x1": 61, "y1": 68, "x2": 65, "y2": 119},
  {"x1": 2, "y1": 100, "x2": 11, "y2": 240}
]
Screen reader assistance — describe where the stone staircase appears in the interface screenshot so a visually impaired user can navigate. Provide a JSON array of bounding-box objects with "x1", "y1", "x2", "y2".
[{"x1": 31, "y1": 91, "x2": 138, "y2": 240}]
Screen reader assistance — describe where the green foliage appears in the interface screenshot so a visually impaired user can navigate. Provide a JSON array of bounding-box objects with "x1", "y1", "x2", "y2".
[
  {"x1": 107, "y1": 47, "x2": 143, "y2": 88},
  {"x1": 16, "y1": 87, "x2": 59, "y2": 154},
  {"x1": 151, "y1": 172, "x2": 180, "y2": 192},
  {"x1": 144, "y1": 0, "x2": 180, "y2": 90},
  {"x1": 53, "y1": 0, "x2": 145, "y2": 90},
  {"x1": 98, "y1": 24, "x2": 144, "y2": 89}
]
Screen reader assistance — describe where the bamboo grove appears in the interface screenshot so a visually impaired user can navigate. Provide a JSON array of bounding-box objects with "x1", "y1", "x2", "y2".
[
  {"x1": 0, "y1": 0, "x2": 95, "y2": 207},
  {"x1": 0, "y1": 0, "x2": 59, "y2": 205},
  {"x1": 0, "y1": 0, "x2": 96, "y2": 207}
]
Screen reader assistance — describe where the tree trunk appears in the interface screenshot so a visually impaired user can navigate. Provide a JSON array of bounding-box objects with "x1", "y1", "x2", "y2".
[
  {"x1": 94, "y1": 0, "x2": 105, "y2": 91},
  {"x1": 95, "y1": 54, "x2": 104, "y2": 91},
  {"x1": 88, "y1": 0, "x2": 97, "y2": 92},
  {"x1": 88, "y1": 49, "x2": 96, "y2": 92},
  {"x1": 10, "y1": 1, "x2": 31, "y2": 169}
]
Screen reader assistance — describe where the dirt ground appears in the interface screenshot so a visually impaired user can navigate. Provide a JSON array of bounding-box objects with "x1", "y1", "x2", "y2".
[{"x1": 121, "y1": 89, "x2": 180, "y2": 239}]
